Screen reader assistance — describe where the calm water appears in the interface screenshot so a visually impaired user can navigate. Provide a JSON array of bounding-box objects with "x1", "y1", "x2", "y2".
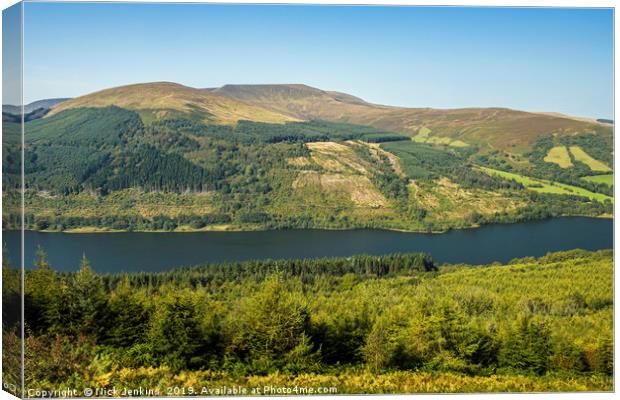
[{"x1": 2, "y1": 217, "x2": 613, "y2": 273}]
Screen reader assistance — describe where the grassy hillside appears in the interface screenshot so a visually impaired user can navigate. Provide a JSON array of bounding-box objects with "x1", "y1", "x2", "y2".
[
  {"x1": 5, "y1": 249, "x2": 611, "y2": 393},
  {"x1": 478, "y1": 166, "x2": 613, "y2": 203},
  {"x1": 214, "y1": 84, "x2": 610, "y2": 153},
  {"x1": 544, "y1": 146, "x2": 573, "y2": 168},
  {"x1": 477, "y1": 133, "x2": 613, "y2": 199},
  {"x1": 4, "y1": 83, "x2": 612, "y2": 233},
  {"x1": 582, "y1": 174, "x2": 613, "y2": 187},
  {"x1": 48, "y1": 82, "x2": 298, "y2": 125},
  {"x1": 569, "y1": 146, "x2": 612, "y2": 172}
]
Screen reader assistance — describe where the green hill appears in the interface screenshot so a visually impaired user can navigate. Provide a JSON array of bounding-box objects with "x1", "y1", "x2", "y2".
[
  {"x1": 2, "y1": 82, "x2": 613, "y2": 233},
  {"x1": 213, "y1": 84, "x2": 611, "y2": 153},
  {"x1": 48, "y1": 82, "x2": 298, "y2": 125}
]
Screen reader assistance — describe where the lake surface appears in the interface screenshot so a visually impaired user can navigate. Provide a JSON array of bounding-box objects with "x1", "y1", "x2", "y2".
[{"x1": 2, "y1": 217, "x2": 613, "y2": 273}]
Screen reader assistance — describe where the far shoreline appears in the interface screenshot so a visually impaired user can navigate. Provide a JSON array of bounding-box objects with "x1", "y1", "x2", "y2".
[{"x1": 11, "y1": 213, "x2": 613, "y2": 235}]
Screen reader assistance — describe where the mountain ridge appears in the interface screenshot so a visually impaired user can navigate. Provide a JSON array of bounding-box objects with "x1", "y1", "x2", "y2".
[
  {"x1": 45, "y1": 81, "x2": 609, "y2": 153},
  {"x1": 47, "y1": 82, "x2": 299, "y2": 125},
  {"x1": 210, "y1": 83, "x2": 608, "y2": 152},
  {"x1": 3, "y1": 98, "x2": 71, "y2": 114},
  {"x1": 31, "y1": 82, "x2": 609, "y2": 123}
]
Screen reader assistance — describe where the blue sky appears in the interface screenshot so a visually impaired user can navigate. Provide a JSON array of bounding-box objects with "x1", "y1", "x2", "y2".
[
  {"x1": 18, "y1": 3, "x2": 614, "y2": 118},
  {"x1": 3, "y1": 2, "x2": 21, "y2": 105}
]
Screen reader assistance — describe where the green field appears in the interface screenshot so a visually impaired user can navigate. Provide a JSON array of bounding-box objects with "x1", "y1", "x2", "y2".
[
  {"x1": 478, "y1": 166, "x2": 613, "y2": 203},
  {"x1": 543, "y1": 146, "x2": 573, "y2": 168},
  {"x1": 582, "y1": 174, "x2": 614, "y2": 187},
  {"x1": 570, "y1": 146, "x2": 612, "y2": 172},
  {"x1": 412, "y1": 126, "x2": 469, "y2": 147}
]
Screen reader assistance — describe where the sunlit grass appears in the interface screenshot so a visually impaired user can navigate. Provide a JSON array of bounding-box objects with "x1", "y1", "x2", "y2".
[
  {"x1": 543, "y1": 146, "x2": 573, "y2": 168},
  {"x1": 478, "y1": 166, "x2": 612, "y2": 203},
  {"x1": 582, "y1": 174, "x2": 613, "y2": 187},
  {"x1": 570, "y1": 146, "x2": 611, "y2": 172}
]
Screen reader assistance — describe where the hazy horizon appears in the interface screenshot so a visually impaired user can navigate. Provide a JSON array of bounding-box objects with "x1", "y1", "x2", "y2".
[{"x1": 8, "y1": 3, "x2": 614, "y2": 118}]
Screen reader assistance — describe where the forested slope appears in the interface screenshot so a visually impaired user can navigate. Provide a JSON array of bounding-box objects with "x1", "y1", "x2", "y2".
[{"x1": 3, "y1": 249, "x2": 612, "y2": 393}]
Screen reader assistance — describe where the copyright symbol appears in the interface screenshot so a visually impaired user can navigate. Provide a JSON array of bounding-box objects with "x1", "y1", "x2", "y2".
[{"x1": 84, "y1": 388, "x2": 93, "y2": 397}]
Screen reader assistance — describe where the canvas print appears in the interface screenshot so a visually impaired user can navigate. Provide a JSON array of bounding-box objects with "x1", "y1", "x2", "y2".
[{"x1": 2, "y1": 2, "x2": 614, "y2": 397}]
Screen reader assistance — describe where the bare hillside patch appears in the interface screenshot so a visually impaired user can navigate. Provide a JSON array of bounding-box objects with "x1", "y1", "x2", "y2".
[
  {"x1": 286, "y1": 156, "x2": 313, "y2": 167},
  {"x1": 307, "y1": 141, "x2": 370, "y2": 174},
  {"x1": 357, "y1": 141, "x2": 405, "y2": 177},
  {"x1": 293, "y1": 171, "x2": 387, "y2": 207},
  {"x1": 409, "y1": 178, "x2": 522, "y2": 222}
]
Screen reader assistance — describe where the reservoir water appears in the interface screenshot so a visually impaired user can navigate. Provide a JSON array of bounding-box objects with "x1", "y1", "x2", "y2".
[{"x1": 3, "y1": 217, "x2": 613, "y2": 273}]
